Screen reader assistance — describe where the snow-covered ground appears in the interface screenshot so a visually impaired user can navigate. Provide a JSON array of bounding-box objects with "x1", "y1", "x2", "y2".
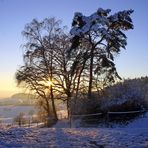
[
  {"x1": 0, "y1": 127, "x2": 148, "y2": 148},
  {"x1": 126, "y1": 112, "x2": 148, "y2": 128},
  {"x1": 0, "y1": 106, "x2": 67, "y2": 124},
  {"x1": 0, "y1": 112, "x2": 148, "y2": 147},
  {"x1": 0, "y1": 106, "x2": 37, "y2": 124}
]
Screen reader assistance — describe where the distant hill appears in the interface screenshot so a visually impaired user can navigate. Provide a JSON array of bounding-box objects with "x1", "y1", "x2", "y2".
[
  {"x1": 0, "y1": 93, "x2": 36, "y2": 106},
  {"x1": 11, "y1": 93, "x2": 36, "y2": 100}
]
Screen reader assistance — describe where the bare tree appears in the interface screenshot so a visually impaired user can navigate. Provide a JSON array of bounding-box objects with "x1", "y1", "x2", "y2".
[
  {"x1": 16, "y1": 18, "x2": 68, "y2": 125},
  {"x1": 13, "y1": 112, "x2": 26, "y2": 126},
  {"x1": 16, "y1": 17, "x2": 82, "y2": 122}
]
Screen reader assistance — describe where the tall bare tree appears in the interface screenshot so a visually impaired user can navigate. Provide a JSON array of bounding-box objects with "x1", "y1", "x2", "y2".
[
  {"x1": 16, "y1": 18, "x2": 68, "y2": 125},
  {"x1": 16, "y1": 17, "x2": 84, "y2": 121}
]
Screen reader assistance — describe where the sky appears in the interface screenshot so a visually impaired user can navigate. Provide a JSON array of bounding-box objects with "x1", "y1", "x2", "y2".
[{"x1": 0, "y1": 0, "x2": 148, "y2": 98}]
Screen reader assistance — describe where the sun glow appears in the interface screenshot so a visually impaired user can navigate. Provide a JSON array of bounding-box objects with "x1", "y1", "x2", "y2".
[
  {"x1": 43, "y1": 79, "x2": 54, "y2": 87},
  {"x1": 0, "y1": 74, "x2": 20, "y2": 98},
  {"x1": 46, "y1": 80, "x2": 53, "y2": 86}
]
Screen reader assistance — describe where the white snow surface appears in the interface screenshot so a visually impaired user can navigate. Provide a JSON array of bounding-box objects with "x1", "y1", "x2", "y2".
[
  {"x1": 0, "y1": 112, "x2": 148, "y2": 147},
  {"x1": 127, "y1": 112, "x2": 148, "y2": 128},
  {"x1": 0, "y1": 127, "x2": 148, "y2": 148}
]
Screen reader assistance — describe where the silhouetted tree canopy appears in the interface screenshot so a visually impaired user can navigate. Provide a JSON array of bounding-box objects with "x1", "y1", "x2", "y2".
[
  {"x1": 16, "y1": 8, "x2": 134, "y2": 121},
  {"x1": 69, "y1": 8, "x2": 134, "y2": 97}
]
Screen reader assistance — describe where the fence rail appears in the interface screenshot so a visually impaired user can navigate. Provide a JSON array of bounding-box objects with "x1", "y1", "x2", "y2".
[
  {"x1": 71, "y1": 109, "x2": 146, "y2": 118},
  {"x1": 70, "y1": 109, "x2": 147, "y2": 127},
  {"x1": 108, "y1": 109, "x2": 146, "y2": 115},
  {"x1": 72, "y1": 112, "x2": 102, "y2": 117}
]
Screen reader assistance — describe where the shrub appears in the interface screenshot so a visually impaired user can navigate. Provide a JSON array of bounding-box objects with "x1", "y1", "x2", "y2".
[{"x1": 100, "y1": 77, "x2": 148, "y2": 112}]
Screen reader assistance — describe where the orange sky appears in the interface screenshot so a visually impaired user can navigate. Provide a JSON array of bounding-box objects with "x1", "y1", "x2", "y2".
[{"x1": 0, "y1": 74, "x2": 20, "y2": 98}]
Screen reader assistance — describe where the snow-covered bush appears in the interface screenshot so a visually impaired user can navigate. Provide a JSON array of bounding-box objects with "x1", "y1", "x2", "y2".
[
  {"x1": 71, "y1": 77, "x2": 148, "y2": 114},
  {"x1": 100, "y1": 77, "x2": 148, "y2": 111}
]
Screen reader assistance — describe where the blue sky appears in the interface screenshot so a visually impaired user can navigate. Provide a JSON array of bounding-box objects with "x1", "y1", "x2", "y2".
[{"x1": 0, "y1": 0, "x2": 148, "y2": 98}]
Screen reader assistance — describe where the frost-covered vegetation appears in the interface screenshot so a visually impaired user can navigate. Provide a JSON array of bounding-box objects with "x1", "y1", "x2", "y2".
[
  {"x1": 71, "y1": 77, "x2": 148, "y2": 115},
  {"x1": 100, "y1": 76, "x2": 148, "y2": 112}
]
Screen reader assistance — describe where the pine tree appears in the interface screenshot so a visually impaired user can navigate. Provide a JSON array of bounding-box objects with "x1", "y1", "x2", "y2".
[{"x1": 69, "y1": 8, "x2": 134, "y2": 98}]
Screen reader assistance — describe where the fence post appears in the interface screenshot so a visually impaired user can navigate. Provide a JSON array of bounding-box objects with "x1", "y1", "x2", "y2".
[
  {"x1": 106, "y1": 112, "x2": 109, "y2": 127},
  {"x1": 70, "y1": 115, "x2": 72, "y2": 128}
]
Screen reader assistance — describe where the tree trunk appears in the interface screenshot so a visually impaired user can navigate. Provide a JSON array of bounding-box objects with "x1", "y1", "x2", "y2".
[
  {"x1": 66, "y1": 93, "x2": 72, "y2": 120},
  {"x1": 50, "y1": 85, "x2": 58, "y2": 120},
  {"x1": 75, "y1": 60, "x2": 86, "y2": 98},
  {"x1": 45, "y1": 85, "x2": 58, "y2": 127},
  {"x1": 49, "y1": 50, "x2": 58, "y2": 123},
  {"x1": 88, "y1": 47, "x2": 94, "y2": 98}
]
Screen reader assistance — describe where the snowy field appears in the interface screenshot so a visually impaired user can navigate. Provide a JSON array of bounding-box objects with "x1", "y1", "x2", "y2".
[
  {"x1": 0, "y1": 127, "x2": 148, "y2": 148},
  {"x1": 0, "y1": 105, "x2": 67, "y2": 124},
  {"x1": 0, "y1": 111, "x2": 148, "y2": 147},
  {"x1": 0, "y1": 106, "x2": 37, "y2": 124}
]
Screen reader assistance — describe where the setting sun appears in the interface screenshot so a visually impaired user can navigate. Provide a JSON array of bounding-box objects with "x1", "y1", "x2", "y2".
[
  {"x1": 43, "y1": 79, "x2": 54, "y2": 87},
  {"x1": 46, "y1": 80, "x2": 53, "y2": 87}
]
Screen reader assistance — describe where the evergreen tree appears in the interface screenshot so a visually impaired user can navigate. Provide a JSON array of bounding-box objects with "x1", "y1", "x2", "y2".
[{"x1": 69, "y1": 8, "x2": 134, "y2": 98}]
